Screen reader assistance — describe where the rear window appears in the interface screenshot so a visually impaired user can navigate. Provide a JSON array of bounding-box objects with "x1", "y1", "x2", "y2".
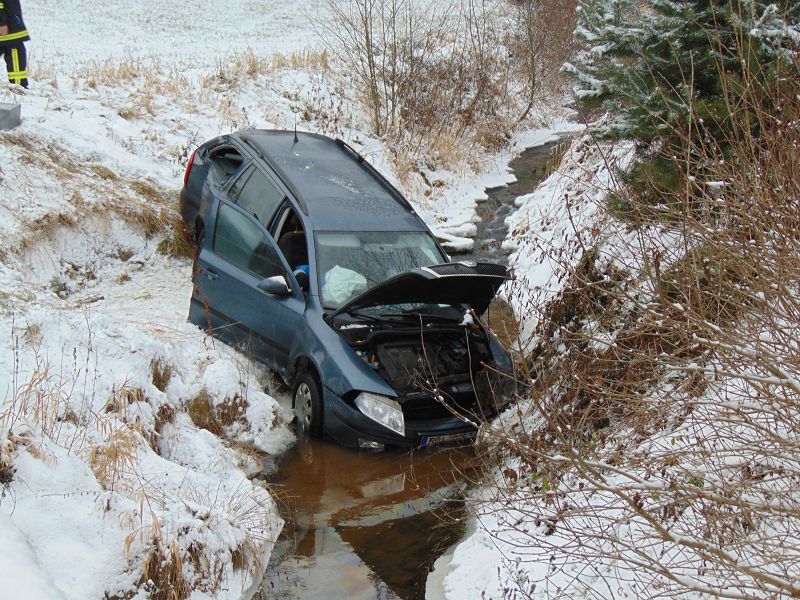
[{"x1": 208, "y1": 146, "x2": 245, "y2": 183}]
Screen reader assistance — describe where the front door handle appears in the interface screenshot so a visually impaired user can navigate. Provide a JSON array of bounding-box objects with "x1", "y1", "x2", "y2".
[{"x1": 204, "y1": 267, "x2": 220, "y2": 280}]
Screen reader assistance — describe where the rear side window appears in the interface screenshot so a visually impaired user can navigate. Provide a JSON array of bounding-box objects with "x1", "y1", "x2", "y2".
[
  {"x1": 207, "y1": 146, "x2": 245, "y2": 183},
  {"x1": 230, "y1": 167, "x2": 284, "y2": 229},
  {"x1": 213, "y1": 204, "x2": 284, "y2": 279}
]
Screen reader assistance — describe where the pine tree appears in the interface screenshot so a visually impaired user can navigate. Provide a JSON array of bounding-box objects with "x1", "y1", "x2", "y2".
[{"x1": 564, "y1": 0, "x2": 799, "y2": 209}]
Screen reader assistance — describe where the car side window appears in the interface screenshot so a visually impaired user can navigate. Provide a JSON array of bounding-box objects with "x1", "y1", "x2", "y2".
[
  {"x1": 213, "y1": 203, "x2": 285, "y2": 280},
  {"x1": 230, "y1": 167, "x2": 284, "y2": 229},
  {"x1": 207, "y1": 146, "x2": 245, "y2": 184}
]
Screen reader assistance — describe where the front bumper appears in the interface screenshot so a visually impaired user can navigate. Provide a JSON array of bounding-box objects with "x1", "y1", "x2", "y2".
[{"x1": 322, "y1": 387, "x2": 478, "y2": 449}]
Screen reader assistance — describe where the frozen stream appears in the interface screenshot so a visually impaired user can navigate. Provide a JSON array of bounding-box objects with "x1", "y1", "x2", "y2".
[{"x1": 258, "y1": 140, "x2": 568, "y2": 599}]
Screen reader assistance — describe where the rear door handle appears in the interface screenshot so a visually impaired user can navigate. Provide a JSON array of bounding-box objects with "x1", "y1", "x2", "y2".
[{"x1": 204, "y1": 267, "x2": 220, "y2": 280}]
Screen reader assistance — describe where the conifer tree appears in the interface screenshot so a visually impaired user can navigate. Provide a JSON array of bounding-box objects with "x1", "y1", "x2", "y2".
[{"x1": 564, "y1": 0, "x2": 799, "y2": 208}]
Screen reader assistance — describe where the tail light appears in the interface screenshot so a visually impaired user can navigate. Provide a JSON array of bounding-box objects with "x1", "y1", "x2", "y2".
[{"x1": 183, "y1": 149, "x2": 197, "y2": 187}]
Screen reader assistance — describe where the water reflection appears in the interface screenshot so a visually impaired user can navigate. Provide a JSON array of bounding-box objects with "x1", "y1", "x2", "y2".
[{"x1": 263, "y1": 440, "x2": 474, "y2": 599}]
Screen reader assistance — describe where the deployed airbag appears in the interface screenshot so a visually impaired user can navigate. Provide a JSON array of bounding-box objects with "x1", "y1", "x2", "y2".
[{"x1": 323, "y1": 265, "x2": 367, "y2": 306}]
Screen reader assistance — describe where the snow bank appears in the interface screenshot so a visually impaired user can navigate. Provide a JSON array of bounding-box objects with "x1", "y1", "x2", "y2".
[{"x1": 436, "y1": 133, "x2": 638, "y2": 597}]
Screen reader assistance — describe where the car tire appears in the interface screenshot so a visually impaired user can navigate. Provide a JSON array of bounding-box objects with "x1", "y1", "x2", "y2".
[{"x1": 293, "y1": 371, "x2": 323, "y2": 438}]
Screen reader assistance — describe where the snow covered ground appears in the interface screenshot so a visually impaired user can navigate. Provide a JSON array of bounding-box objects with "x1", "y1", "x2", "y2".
[
  {"x1": 0, "y1": 1, "x2": 584, "y2": 598},
  {"x1": 433, "y1": 124, "x2": 800, "y2": 598}
]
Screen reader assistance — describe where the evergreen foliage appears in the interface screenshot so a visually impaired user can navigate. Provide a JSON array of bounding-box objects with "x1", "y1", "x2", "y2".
[{"x1": 565, "y1": 0, "x2": 799, "y2": 211}]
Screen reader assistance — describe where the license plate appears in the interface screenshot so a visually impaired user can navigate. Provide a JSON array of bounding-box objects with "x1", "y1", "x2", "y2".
[{"x1": 420, "y1": 431, "x2": 476, "y2": 448}]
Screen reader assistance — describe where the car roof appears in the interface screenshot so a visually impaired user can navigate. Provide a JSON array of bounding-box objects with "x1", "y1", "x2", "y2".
[{"x1": 235, "y1": 130, "x2": 427, "y2": 232}]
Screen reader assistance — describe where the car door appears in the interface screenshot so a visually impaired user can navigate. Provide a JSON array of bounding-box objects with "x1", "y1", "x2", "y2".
[{"x1": 190, "y1": 200, "x2": 305, "y2": 372}]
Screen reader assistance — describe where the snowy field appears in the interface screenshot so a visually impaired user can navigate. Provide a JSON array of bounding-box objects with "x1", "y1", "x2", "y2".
[{"x1": 0, "y1": 1, "x2": 586, "y2": 598}]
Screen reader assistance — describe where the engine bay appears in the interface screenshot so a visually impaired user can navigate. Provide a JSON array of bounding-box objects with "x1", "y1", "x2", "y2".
[{"x1": 338, "y1": 322, "x2": 492, "y2": 395}]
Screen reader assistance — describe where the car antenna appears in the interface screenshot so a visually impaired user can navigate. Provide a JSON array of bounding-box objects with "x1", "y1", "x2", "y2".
[{"x1": 293, "y1": 117, "x2": 299, "y2": 144}]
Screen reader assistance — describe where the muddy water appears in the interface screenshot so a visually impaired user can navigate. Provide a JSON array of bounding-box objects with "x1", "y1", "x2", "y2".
[
  {"x1": 262, "y1": 441, "x2": 475, "y2": 599},
  {"x1": 460, "y1": 138, "x2": 567, "y2": 264},
  {"x1": 260, "y1": 140, "x2": 568, "y2": 600}
]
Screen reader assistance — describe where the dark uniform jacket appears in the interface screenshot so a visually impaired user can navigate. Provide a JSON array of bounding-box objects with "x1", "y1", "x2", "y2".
[{"x1": 0, "y1": 0, "x2": 30, "y2": 46}]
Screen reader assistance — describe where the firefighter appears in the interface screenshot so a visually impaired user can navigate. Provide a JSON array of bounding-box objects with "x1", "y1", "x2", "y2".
[{"x1": 0, "y1": 0, "x2": 29, "y2": 88}]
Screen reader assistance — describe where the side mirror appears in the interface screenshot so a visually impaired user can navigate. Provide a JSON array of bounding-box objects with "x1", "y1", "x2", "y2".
[{"x1": 257, "y1": 275, "x2": 292, "y2": 296}]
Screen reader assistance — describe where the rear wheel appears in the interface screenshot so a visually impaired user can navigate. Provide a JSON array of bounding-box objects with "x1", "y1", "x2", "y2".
[{"x1": 293, "y1": 371, "x2": 323, "y2": 438}]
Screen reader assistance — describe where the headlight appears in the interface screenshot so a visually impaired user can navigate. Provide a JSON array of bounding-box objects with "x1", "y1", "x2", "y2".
[{"x1": 355, "y1": 392, "x2": 405, "y2": 436}]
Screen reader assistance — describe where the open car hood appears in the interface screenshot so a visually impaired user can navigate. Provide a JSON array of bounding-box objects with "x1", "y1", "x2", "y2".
[{"x1": 330, "y1": 262, "x2": 509, "y2": 319}]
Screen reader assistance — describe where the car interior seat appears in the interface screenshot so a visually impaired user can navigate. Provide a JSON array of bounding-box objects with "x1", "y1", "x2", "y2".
[
  {"x1": 278, "y1": 231, "x2": 308, "y2": 270},
  {"x1": 277, "y1": 212, "x2": 308, "y2": 268}
]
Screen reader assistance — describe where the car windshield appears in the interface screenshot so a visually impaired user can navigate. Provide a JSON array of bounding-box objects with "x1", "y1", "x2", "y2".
[{"x1": 315, "y1": 231, "x2": 446, "y2": 309}]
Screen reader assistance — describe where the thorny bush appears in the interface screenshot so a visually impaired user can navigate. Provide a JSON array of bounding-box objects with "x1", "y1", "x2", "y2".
[{"x1": 475, "y1": 46, "x2": 800, "y2": 599}]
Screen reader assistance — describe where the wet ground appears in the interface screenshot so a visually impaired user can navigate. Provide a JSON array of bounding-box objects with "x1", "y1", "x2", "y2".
[{"x1": 259, "y1": 139, "x2": 569, "y2": 599}]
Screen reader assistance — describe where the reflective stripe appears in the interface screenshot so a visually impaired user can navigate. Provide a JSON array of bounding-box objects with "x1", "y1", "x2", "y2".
[
  {"x1": 0, "y1": 29, "x2": 29, "y2": 42},
  {"x1": 0, "y1": 3, "x2": 5, "y2": 8},
  {"x1": 9, "y1": 47, "x2": 25, "y2": 84}
]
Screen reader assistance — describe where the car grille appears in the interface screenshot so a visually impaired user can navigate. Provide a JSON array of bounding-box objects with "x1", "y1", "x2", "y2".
[{"x1": 401, "y1": 392, "x2": 477, "y2": 421}]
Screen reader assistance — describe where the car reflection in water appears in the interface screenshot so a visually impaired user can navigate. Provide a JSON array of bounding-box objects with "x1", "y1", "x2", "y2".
[{"x1": 263, "y1": 439, "x2": 476, "y2": 600}]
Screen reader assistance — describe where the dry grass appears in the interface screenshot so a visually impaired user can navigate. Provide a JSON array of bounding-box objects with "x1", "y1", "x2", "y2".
[
  {"x1": 89, "y1": 424, "x2": 140, "y2": 492},
  {"x1": 150, "y1": 359, "x2": 173, "y2": 393},
  {"x1": 0, "y1": 454, "x2": 14, "y2": 486},
  {"x1": 187, "y1": 389, "x2": 220, "y2": 436},
  {"x1": 187, "y1": 390, "x2": 248, "y2": 437},
  {"x1": 137, "y1": 534, "x2": 191, "y2": 600},
  {"x1": 91, "y1": 164, "x2": 119, "y2": 181},
  {"x1": 154, "y1": 404, "x2": 176, "y2": 434},
  {"x1": 155, "y1": 223, "x2": 194, "y2": 259},
  {"x1": 2, "y1": 330, "x2": 272, "y2": 599},
  {"x1": 104, "y1": 384, "x2": 146, "y2": 414},
  {"x1": 117, "y1": 247, "x2": 135, "y2": 262},
  {"x1": 78, "y1": 57, "x2": 192, "y2": 101},
  {"x1": 271, "y1": 48, "x2": 331, "y2": 72},
  {"x1": 1, "y1": 131, "x2": 185, "y2": 255}
]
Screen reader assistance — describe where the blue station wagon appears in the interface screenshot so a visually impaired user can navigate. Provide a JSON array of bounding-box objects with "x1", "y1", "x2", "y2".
[{"x1": 180, "y1": 130, "x2": 513, "y2": 449}]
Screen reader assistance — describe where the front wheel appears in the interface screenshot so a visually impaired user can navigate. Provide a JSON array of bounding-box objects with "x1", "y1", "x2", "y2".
[{"x1": 293, "y1": 371, "x2": 323, "y2": 438}]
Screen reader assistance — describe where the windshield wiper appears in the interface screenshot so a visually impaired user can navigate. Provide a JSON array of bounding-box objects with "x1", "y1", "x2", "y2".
[{"x1": 337, "y1": 308, "x2": 383, "y2": 322}]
